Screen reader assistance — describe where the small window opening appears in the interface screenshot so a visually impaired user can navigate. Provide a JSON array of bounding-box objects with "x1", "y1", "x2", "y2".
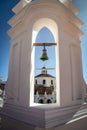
[
  {"x1": 43, "y1": 79, "x2": 46, "y2": 85},
  {"x1": 35, "y1": 80, "x2": 37, "y2": 84},
  {"x1": 51, "y1": 80, "x2": 53, "y2": 85}
]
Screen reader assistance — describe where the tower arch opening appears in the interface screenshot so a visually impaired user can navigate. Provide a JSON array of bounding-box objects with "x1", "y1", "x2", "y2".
[{"x1": 30, "y1": 18, "x2": 60, "y2": 106}]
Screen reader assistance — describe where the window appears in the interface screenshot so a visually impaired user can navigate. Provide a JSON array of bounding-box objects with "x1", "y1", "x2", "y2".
[
  {"x1": 43, "y1": 80, "x2": 46, "y2": 85},
  {"x1": 35, "y1": 80, "x2": 37, "y2": 84},
  {"x1": 51, "y1": 80, "x2": 53, "y2": 85}
]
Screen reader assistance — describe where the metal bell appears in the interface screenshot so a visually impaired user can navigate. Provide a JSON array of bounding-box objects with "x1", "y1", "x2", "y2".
[{"x1": 40, "y1": 45, "x2": 49, "y2": 61}]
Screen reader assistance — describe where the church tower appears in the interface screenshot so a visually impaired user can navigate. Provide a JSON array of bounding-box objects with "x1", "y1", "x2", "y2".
[{"x1": 3, "y1": 0, "x2": 85, "y2": 129}]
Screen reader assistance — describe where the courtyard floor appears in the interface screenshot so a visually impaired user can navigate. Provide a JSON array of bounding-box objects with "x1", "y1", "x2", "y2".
[{"x1": 0, "y1": 103, "x2": 87, "y2": 130}]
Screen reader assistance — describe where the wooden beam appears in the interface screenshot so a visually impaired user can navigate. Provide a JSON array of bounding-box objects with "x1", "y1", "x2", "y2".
[{"x1": 33, "y1": 43, "x2": 57, "y2": 46}]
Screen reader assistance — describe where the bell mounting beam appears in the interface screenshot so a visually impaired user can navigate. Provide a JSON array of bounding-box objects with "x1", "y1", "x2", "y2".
[
  {"x1": 33, "y1": 43, "x2": 57, "y2": 46},
  {"x1": 35, "y1": 68, "x2": 55, "y2": 70}
]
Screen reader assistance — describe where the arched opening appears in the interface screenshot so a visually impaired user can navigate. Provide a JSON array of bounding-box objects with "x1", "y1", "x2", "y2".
[
  {"x1": 47, "y1": 99, "x2": 52, "y2": 104},
  {"x1": 30, "y1": 18, "x2": 60, "y2": 106},
  {"x1": 35, "y1": 27, "x2": 56, "y2": 78},
  {"x1": 38, "y1": 99, "x2": 44, "y2": 104},
  {"x1": 34, "y1": 27, "x2": 56, "y2": 104}
]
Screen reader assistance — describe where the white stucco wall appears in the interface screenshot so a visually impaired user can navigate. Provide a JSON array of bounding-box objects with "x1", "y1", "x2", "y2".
[
  {"x1": 35, "y1": 77, "x2": 56, "y2": 87},
  {"x1": 5, "y1": 0, "x2": 84, "y2": 107}
]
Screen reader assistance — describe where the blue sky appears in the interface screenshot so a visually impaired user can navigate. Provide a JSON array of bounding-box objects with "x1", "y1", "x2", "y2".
[
  {"x1": 35, "y1": 27, "x2": 56, "y2": 77},
  {"x1": 0, "y1": 0, "x2": 19, "y2": 81},
  {"x1": 0, "y1": 0, "x2": 87, "y2": 84}
]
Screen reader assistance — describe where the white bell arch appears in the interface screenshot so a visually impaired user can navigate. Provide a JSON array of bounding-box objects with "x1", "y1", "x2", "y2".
[{"x1": 30, "y1": 18, "x2": 60, "y2": 106}]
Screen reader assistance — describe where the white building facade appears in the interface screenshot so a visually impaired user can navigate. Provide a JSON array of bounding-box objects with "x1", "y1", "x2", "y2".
[{"x1": 34, "y1": 67, "x2": 56, "y2": 104}]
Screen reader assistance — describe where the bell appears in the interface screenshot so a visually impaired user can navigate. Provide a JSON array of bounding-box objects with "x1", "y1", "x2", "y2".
[{"x1": 40, "y1": 45, "x2": 49, "y2": 61}]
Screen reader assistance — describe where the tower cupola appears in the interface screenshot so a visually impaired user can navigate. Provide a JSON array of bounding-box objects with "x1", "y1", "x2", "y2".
[{"x1": 41, "y1": 67, "x2": 47, "y2": 75}]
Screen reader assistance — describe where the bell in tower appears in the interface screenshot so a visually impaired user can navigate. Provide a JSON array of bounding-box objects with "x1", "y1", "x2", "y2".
[{"x1": 40, "y1": 43, "x2": 49, "y2": 61}]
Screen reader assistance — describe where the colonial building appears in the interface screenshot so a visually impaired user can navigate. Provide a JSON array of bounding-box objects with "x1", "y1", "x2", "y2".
[{"x1": 34, "y1": 67, "x2": 56, "y2": 104}]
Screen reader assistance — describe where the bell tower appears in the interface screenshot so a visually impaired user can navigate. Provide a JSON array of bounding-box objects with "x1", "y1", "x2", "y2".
[{"x1": 3, "y1": 0, "x2": 85, "y2": 129}]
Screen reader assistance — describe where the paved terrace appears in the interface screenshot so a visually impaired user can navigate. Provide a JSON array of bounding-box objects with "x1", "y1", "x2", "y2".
[{"x1": 0, "y1": 103, "x2": 87, "y2": 130}]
